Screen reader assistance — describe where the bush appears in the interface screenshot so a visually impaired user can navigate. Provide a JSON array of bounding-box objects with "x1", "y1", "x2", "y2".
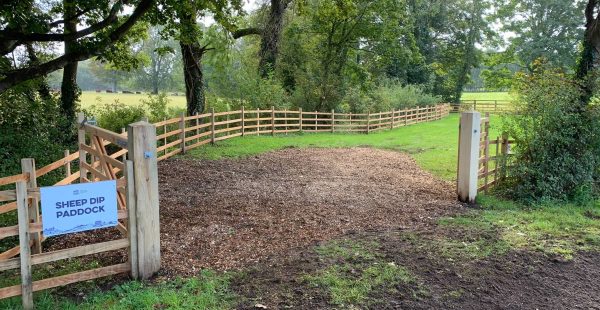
[
  {"x1": 85, "y1": 100, "x2": 147, "y2": 133},
  {"x1": 376, "y1": 83, "x2": 442, "y2": 110},
  {"x1": 337, "y1": 83, "x2": 442, "y2": 113},
  {"x1": 87, "y1": 93, "x2": 180, "y2": 132},
  {"x1": 0, "y1": 82, "x2": 71, "y2": 186},
  {"x1": 501, "y1": 67, "x2": 600, "y2": 203}
]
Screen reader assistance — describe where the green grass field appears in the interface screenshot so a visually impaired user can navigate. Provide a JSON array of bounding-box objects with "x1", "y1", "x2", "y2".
[
  {"x1": 187, "y1": 114, "x2": 503, "y2": 181},
  {"x1": 80, "y1": 91, "x2": 187, "y2": 110},
  {"x1": 461, "y1": 92, "x2": 513, "y2": 101}
]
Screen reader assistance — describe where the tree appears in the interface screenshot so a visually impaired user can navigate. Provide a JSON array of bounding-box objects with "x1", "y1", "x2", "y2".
[
  {"x1": 150, "y1": 0, "x2": 242, "y2": 115},
  {"x1": 0, "y1": 0, "x2": 155, "y2": 129},
  {"x1": 498, "y1": 0, "x2": 586, "y2": 72},
  {"x1": 133, "y1": 27, "x2": 178, "y2": 94},
  {"x1": 0, "y1": 0, "x2": 154, "y2": 91}
]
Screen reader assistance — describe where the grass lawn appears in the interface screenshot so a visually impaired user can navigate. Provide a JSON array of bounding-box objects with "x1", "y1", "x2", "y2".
[
  {"x1": 187, "y1": 114, "x2": 504, "y2": 181},
  {"x1": 461, "y1": 92, "x2": 513, "y2": 101},
  {"x1": 80, "y1": 91, "x2": 187, "y2": 110}
]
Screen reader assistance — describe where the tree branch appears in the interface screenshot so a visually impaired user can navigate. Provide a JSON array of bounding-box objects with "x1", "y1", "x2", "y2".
[
  {"x1": 0, "y1": 0, "x2": 154, "y2": 92},
  {"x1": 0, "y1": 2, "x2": 122, "y2": 42},
  {"x1": 231, "y1": 27, "x2": 263, "y2": 39}
]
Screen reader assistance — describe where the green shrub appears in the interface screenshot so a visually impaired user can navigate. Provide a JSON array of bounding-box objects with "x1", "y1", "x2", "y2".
[
  {"x1": 140, "y1": 92, "x2": 171, "y2": 121},
  {"x1": 86, "y1": 100, "x2": 146, "y2": 133},
  {"x1": 0, "y1": 82, "x2": 71, "y2": 186},
  {"x1": 87, "y1": 93, "x2": 179, "y2": 132},
  {"x1": 376, "y1": 83, "x2": 442, "y2": 110},
  {"x1": 337, "y1": 83, "x2": 442, "y2": 113},
  {"x1": 501, "y1": 67, "x2": 600, "y2": 203}
]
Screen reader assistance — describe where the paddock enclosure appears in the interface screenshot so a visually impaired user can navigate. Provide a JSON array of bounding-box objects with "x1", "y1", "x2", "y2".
[{"x1": 0, "y1": 104, "x2": 452, "y2": 307}]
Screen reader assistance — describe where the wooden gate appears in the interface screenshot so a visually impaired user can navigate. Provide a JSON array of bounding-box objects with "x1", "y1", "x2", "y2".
[
  {"x1": 477, "y1": 113, "x2": 514, "y2": 193},
  {"x1": 0, "y1": 114, "x2": 160, "y2": 309}
]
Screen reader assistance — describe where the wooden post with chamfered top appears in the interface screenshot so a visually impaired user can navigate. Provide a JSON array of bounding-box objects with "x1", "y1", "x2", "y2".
[{"x1": 127, "y1": 121, "x2": 160, "y2": 280}]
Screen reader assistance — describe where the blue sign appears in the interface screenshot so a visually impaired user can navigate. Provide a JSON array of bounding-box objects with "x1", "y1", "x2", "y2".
[{"x1": 40, "y1": 180, "x2": 118, "y2": 237}]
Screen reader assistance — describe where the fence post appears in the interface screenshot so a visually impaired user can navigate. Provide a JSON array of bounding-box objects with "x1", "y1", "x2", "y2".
[
  {"x1": 404, "y1": 109, "x2": 408, "y2": 126},
  {"x1": 16, "y1": 180, "x2": 33, "y2": 310},
  {"x1": 284, "y1": 109, "x2": 288, "y2": 135},
  {"x1": 127, "y1": 121, "x2": 160, "y2": 280},
  {"x1": 162, "y1": 117, "x2": 167, "y2": 156},
  {"x1": 179, "y1": 112, "x2": 186, "y2": 153},
  {"x1": 21, "y1": 159, "x2": 41, "y2": 254},
  {"x1": 271, "y1": 106, "x2": 275, "y2": 136},
  {"x1": 299, "y1": 108, "x2": 303, "y2": 132},
  {"x1": 241, "y1": 106, "x2": 245, "y2": 136},
  {"x1": 367, "y1": 111, "x2": 371, "y2": 134},
  {"x1": 500, "y1": 132, "x2": 510, "y2": 181},
  {"x1": 256, "y1": 109, "x2": 260, "y2": 136},
  {"x1": 457, "y1": 111, "x2": 481, "y2": 203},
  {"x1": 195, "y1": 113, "x2": 200, "y2": 144},
  {"x1": 77, "y1": 112, "x2": 87, "y2": 182},
  {"x1": 331, "y1": 109, "x2": 335, "y2": 133},
  {"x1": 64, "y1": 150, "x2": 71, "y2": 177},
  {"x1": 391, "y1": 109, "x2": 395, "y2": 129},
  {"x1": 211, "y1": 108, "x2": 216, "y2": 144}
]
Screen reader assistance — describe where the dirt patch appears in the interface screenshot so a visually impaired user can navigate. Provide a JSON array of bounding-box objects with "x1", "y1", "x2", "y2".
[
  {"x1": 232, "y1": 230, "x2": 600, "y2": 310},
  {"x1": 157, "y1": 147, "x2": 462, "y2": 276}
]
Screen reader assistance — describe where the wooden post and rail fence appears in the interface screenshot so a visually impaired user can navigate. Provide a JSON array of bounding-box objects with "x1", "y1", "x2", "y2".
[
  {"x1": 456, "y1": 111, "x2": 514, "y2": 203},
  {"x1": 0, "y1": 103, "x2": 451, "y2": 308},
  {"x1": 153, "y1": 104, "x2": 452, "y2": 160}
]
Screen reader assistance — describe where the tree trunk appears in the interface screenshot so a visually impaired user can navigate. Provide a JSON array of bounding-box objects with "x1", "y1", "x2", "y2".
[
  {"x1": 452, "y1": 3, "x2": 481, "y2": 104},
  {"x1": 60, "y1": 0, "x2": 80, "y2": 133},
  {"x1": 576, "y1": 0, "x2": 600, "y2": 103},
  {"x1": 180, "y1": 42, "x2": 206, "y2": 116},
  {"x1": 152, "y1": 54, "x2": 159, "y2": 94},
  {"x1": 258, "y1": 0, "x2": 289, "y2": 78}
]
